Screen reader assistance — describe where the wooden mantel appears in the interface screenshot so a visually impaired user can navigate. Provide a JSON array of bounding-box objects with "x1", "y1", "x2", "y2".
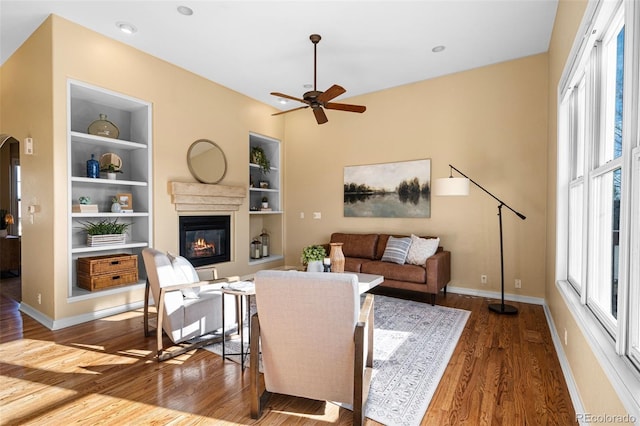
[{"x1": 169, "y1": 182, "x2": 246, "y2": 212}]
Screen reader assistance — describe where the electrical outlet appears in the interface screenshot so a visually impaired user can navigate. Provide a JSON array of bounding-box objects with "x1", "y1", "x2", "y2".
[
  {"x1": 37, "y1": 293, "x2": 42, "y2": 305},
  {"x1": 515, "y1": 279, "x2": 522, "y2": 289},
  {"x1": 481, "y1": 274, "x2": 487, "y2": 284}
]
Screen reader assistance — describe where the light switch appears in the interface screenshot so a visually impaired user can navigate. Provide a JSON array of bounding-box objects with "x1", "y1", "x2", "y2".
[
  {"x1": 25, "y1": 137, "x2": 33, "y2": 155},
  {"x1": 299, "y1": 212, "x2": 305, "y2": 219},
  {"x1": 313, "y1": 212, "x2": 321, "y2": 219}
]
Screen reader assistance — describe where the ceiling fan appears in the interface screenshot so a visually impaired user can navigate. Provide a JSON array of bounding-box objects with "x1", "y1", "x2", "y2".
[{"x1": 271, "y1": 34, "x2": 366, "y2": 125}]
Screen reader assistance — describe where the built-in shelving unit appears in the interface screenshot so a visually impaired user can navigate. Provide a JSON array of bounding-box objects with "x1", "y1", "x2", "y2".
[
  {"x1": 67, "y1": 80, "x2": 152, "y2": 300},
  {"x1": 249, "y1": 132, "x2": 283, "y2": 265}
]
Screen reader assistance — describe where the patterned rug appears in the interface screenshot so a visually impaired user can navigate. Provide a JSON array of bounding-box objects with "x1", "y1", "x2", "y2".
[{"x1": 204, "y1": 295, "x2": 469, "y2": 426}]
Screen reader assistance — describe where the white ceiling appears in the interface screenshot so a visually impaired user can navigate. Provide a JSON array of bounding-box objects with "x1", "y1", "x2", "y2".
[{"x1": 0, "y1": 1, "x2": 558, "y2": 110}]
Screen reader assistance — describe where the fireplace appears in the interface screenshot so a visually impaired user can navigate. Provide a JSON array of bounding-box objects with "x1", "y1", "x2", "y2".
[{"x1": 179, "y1": 216, "x2": 230, "y2": 267}]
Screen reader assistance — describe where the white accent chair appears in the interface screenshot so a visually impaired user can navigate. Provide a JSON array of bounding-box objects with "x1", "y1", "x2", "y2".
[
  {"x1": 142, "y1": 248, "x2": 238, "y2": 361},
  {"x1": 250, "y1": 270, "x2": 374, "y2": 425}
]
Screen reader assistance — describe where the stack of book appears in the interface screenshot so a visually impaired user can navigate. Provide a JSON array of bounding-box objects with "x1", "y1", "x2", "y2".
[{"x1": 72, "y1": 204, "x2": 99, "y2": 213}]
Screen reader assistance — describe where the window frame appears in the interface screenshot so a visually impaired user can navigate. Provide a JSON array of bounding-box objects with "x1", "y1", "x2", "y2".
[{"x1": 556, "y1": 0, "x2": 640, "y2": 417}]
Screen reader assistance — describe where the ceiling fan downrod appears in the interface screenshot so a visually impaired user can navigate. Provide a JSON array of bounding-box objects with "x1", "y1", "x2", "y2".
[{"x1": 310, "y1": 34, "x2": 321, "y2": 92}]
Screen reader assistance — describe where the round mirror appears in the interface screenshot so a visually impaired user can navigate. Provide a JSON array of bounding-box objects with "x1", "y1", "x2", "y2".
[{"x1": 187, "y1": 139, "x2": 227, "y2": 184}]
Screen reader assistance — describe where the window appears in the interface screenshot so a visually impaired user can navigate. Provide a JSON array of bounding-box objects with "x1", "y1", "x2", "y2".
[{"x1": 558, "y1": 0, "x2": 640, "y2": 414}]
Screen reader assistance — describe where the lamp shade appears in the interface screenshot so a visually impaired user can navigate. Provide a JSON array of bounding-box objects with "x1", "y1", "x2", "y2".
[
  {"x1": 433, "y1": 177, "x2": 470, "y2": 196},
  {"x1": 4, "y1": 213, "x2": 14, "y2": 225}
]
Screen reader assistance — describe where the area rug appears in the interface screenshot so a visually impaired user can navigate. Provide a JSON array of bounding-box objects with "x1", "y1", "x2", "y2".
[{"x1": 204, "y1": 295, "x2": 469, "y2": 426}]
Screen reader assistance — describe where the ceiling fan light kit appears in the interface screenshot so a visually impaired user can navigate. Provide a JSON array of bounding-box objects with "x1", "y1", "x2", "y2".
[{"x1": 271, "y1": 34, "x2": 366, "y2": 125}]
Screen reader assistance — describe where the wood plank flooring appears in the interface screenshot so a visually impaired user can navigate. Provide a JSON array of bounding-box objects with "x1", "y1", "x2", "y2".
[{"x1": 0, "y1": 277, "x2": 576, "y2": 425}]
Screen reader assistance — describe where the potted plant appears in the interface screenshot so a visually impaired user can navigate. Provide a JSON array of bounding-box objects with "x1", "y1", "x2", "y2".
[
  {"x1": 80, "y1": 218, "x2": 130, "y2": 246},
  {"x1": 301, "y1": 245, "x2": 326, "y2": 272},
  {"x1": 250, "y1": 146, "x2": 271, "y2": 173},
  {"x1": 261, "y1": 196, "x2": 269, "y2": 209},
  {"x1": 101, "y1": 163, "x2": 123, "y2": 180}
]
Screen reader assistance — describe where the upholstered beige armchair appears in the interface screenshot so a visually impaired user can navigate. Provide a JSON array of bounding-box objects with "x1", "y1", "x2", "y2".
[
  {"x1": 142, "y1": 248, "x2": 238, "y2": 361},
  {"x1": 250, "y1": 270, "x2": 374, "y2": 425}
]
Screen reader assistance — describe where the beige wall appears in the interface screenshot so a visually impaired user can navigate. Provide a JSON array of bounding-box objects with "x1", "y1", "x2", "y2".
[
  {"x1": 0, "y1": 18, "x2": 56, "y2": 316},
  {"x1": 1, "y1": 15, "x2": 285, "y2": 322},
  {"x1": 546, "y1": 0, "x2": 627, "y2": 418},
  {"x1": 284, "y1": 54, "x2": 549, "y2": 299}
]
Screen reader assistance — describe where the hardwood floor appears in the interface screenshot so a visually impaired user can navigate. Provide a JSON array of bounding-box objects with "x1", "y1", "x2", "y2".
[{"x1": 0, "y1": 277, "x2": 576, "y2": 425}]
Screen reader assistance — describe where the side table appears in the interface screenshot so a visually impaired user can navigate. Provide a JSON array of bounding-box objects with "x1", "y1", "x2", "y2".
[{"x1": 221, "y1": 282, "x2": 255, "y2": 369}]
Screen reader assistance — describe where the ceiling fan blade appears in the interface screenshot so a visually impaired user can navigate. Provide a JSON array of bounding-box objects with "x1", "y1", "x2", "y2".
[
  {"x1": 271, "y1": 106, "x2": 309, "y2": 116},
  {"x1": 317, "y1": 84, "x2": 346, "y2": 103},
  {"x1": 313, "y1": 107, "x2": 328, "y2": 125},
  {"x1": 324, "y1": 102, "x2": 366, "y2": 113},
  {"x1": 270, "y1": 92, "x2": 308, "y2": 104}
]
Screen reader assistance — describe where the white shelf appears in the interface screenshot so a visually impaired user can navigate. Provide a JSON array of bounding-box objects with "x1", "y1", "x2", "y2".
[
  {"x1": 249, "y1": 132, "x2": 282, "y2": 264},
  {"x1": 67, "y1": 79, "x2": 152, "y2": 299},
  {"x1": 71, "y1": 241, "x2": 148, "y2": 254},
  {"x1": 70, "y1": 131, "x2": 146, "y2": 150},
  {"x1": 72, "y1": 212, "x2": 149, "y2": 218},
  {"x1": 71, "y1": 176, "x2": 148, "y2": 186}
]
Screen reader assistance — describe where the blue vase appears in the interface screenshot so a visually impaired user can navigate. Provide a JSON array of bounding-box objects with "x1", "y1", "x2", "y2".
[{"x1": 86, "y1": 154, "x2": 99, "y2": 178}]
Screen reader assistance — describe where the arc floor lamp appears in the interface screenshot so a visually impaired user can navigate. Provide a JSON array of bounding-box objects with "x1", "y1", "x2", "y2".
[{"x1": 434, "y1": 164, "x2": 526, "y2": 315}]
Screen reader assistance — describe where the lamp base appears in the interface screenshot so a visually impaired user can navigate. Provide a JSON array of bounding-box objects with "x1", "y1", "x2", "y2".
[{"x1": 488, "y1": 303, "x2": 518, "y2": 315}]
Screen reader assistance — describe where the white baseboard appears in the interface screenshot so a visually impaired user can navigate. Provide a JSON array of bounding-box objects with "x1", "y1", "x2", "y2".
[
  {"x1": 542, "y1": 303, "x2": 586, "y2": 424},
  {"x1": 446, "y1": 285, "x2": 545, "y2": 306},
  {"x1": 19, "y1": 300, "x2": 145, "y2": 330}
]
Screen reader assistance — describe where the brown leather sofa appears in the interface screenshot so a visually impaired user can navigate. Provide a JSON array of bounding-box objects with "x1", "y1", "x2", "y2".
[{"x1": 326, "y1": 232, "x2": 451, "y2": 305}]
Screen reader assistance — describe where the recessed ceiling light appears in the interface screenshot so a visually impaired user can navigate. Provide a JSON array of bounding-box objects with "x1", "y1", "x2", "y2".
[
  {"x1": 303, "y1": 83, "x2": 313, "y2": 89},
  {"x1": 177, "y1": 6, "x2": 193, "y2": 16},
  {"x1": 432, "y1": 45, "x2": 446, "y2": 53},
  {"x1": 116, "y1": 22, "x2": 137, "y2": 35},
  {"x1": 278, "y1": 98, "x2": 288, "y2": 105}
]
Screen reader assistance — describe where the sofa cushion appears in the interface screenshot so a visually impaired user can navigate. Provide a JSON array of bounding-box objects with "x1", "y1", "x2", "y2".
[
  {"x1": 380, "y1": 236, "x2": 412, "y2": 264},
  {"x1": 361, "y1": 260, "x2": 427, "y2": 284},
  {"x1": 330, "y1": 233, "x2": 379, "y2": 259},
  {"x1": 343, "y1": 257, "x2": 372, "y2": 273},
  {"x1": 406, "y1": 235, "x2": 440, "y2": 265}
]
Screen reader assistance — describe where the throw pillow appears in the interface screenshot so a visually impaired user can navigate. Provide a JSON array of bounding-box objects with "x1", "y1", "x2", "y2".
[
  {"x1": 381, "y1": 236, "x2": 412, "y2": 265},
  {"x1": 167, "y1": 252, "x2": 201, "y2": 298},
  {"x1": 406, "y1": 235, "x2": 440, "y2": 265}
]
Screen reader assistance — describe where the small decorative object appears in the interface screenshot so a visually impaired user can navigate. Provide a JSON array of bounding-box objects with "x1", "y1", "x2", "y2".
[
  {"x1": 301, "y1": 245, "x2": 326, "y2": 272},
  {"x1": 100, "y1": 153, "x2": 123, "y2": 180},
  {"x1": 323, "y1": 257, "x2": 331, "y2": 273},
  {"x1": 260, "y1": 228, "x2": 270, "y2": 257},
  {"x1": 111, "y1": 197, "x2": 122, "y2": 213},
  {"x1": 80, "y1": 218, "x2": 130, "y2": 247},
  {"x1": 79, "y1": 196, "x2": 91, "y2": 204},
  {"x1": 0, "y1": 210, "x2": 13, "y2": 237},
  {"x1": 261, "y1": 196, "x2": 269, "y2": 209},
  {"x1": 259, "y1": 181, "x2": 269, "y2": 189},
  {"x1": 251, "y1": 239, "x2": 263, "y2": 259},
  {"x1": 88, "y1": 113, "x2": 120, "y2": 139},
  {"x1": 250, "y1": 146, "x2": 271, "y2": 173},
  {"x1": 86, "y1": 154, "x2": 99, "y2": 178},
  {"x1": 115, "y1": 193, "x2": 132, "y2": 210},
  {"x1": 329, "y1": 242, "x2": 345, "y2": 273}
]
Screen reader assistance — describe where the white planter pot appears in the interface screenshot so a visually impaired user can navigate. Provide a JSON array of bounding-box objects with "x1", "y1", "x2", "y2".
[
  {"x1": 87, "y1": 234, "x2": 126, "y2": 247},
  {"x1": 306, "y1": 260, "x2": 323, "y2": 272},
  {"x1": 107, "y1": 172, "x2": 117, "y2": 180}
]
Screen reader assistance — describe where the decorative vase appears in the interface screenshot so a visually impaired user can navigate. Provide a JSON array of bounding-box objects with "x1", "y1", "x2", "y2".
[
  {"x1": 111, "y1": 202, "x2": 121, "y2": 213},
  {"x1": 329, "y1": 242, "x2": 345, "y2": 273},
  {"x1": 88, "y1": 113, "x2": 119, "y2": 139},
  {"x1": 107, "y1": 172, "x2": 117, "y2": 180},
  {"x1": 306, "y1": 260, "x2": 323, "y2": 272},
  {"x1": 86, "y1": 154, "x2": 99, "y2": 178}
]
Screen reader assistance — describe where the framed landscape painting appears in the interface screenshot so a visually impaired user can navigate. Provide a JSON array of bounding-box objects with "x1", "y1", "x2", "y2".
[{"x1": 344, "y1": 159, "x2": 431, "y2": 218}]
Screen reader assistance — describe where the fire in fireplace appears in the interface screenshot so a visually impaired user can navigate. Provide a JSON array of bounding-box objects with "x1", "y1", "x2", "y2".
[{"x1": 179, "y1": 215, "x2": 230, "y2": 267}]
